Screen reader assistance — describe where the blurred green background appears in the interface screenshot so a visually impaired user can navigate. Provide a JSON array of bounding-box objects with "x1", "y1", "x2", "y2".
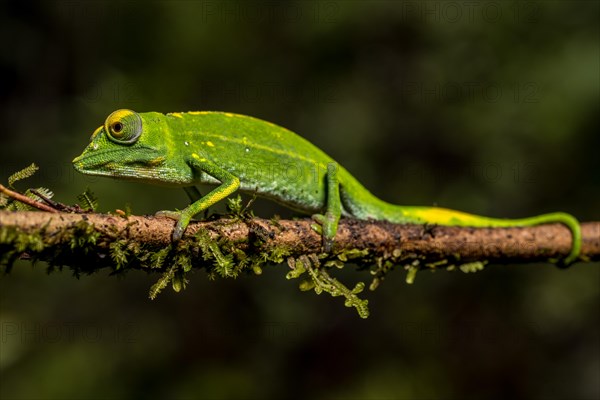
[{"x1": 1, "y1": 1, "x2": 598, "y2": 399}]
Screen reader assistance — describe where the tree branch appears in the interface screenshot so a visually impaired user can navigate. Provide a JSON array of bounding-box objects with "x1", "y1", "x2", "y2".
[
  {"x1": 0, "y1": 184, "x2": 59, "y2": 213},
  {"x1": 1, "y1": 210, "x2": 598, "y2": 269},
  {"x1": 2, "y1": 210, "x2": 597, "y2": 318}
]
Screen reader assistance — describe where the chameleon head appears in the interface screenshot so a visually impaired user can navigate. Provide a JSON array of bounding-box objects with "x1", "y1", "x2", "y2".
[{"x1": 72, "y1": 109, "x2": 169, "y2": 183}]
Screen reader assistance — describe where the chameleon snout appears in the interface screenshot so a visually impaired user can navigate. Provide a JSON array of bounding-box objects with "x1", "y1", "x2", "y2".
[
  {"x1": 72, "y1": 153, "x2": 87, "y2": 172},
  {"x1": 72, "y1": 155, "x2": 82, "y2": 169}
]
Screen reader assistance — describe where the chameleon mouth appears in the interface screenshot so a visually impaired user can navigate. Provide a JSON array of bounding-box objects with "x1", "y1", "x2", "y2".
[
  {"x1": 72, "y1": 146, "x2": 169, "y2": 183},
  {"x1": 72, "y1": 148, "x2": 132, "y2": 173}
]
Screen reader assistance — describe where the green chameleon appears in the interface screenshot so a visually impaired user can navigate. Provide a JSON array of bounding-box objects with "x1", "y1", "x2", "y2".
[{"x1": 72, "y1": 109, "x2": 581, "y2": 265}]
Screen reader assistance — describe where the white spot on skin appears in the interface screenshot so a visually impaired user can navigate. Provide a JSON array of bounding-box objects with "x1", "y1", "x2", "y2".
[
  {"x1": 185, "y1": 141, "x2": 189, "y2": 146},
  {"x1": 245, "y1": 148, "x2": 250, "y2": 153},
  {"x1": 93, "y1": 143, "x2": 98, "y2": 150}
]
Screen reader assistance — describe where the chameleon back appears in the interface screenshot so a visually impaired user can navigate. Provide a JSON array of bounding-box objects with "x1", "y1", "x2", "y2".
[{"x1": 157, "y1": 111, "x2": 341, "y2": 213}]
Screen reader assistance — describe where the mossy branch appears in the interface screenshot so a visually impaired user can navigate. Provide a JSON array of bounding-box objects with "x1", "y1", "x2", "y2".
[
  {"x1": 1, "y1": 210, "x2": 598, "y2": 318},
  {"x1": 1, "y1": 210, "x2": 598, "y2": 266}
]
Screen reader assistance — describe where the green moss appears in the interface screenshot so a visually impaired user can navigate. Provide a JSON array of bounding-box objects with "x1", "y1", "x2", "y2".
[
  {"x1": 225, "y1": 194, "x2": 255, "y2": 219},
  {"x1": 149, "y1": 246, "x2": 172, "y2": 269},
  {"x1": 149, "y1": 264, "x2": 178, "y2": 299},
  {"x1": 76, "y1": 188, "x2": 98, "y2": 212},
  {"x1": 285, "y1": 254, "x2": 370, "y2": 319},
  {"x1": 109, "y1": 240, "x2": 129, "y2": 270},
  {"x1": 459, "y1": 261, "x2": 487, "y2": 273},
  {"x1": 405, "y1": 265, "x2": 419, "y2": 284},
  {"x1": 0, "y1": 220, "x2": 99, "y2": 275},
  {"x1": 144, "y1": 221, "x2": 294, "y2": 299},
  {"x1": 0, "y1": 163, "x2": 58, "y2": 212}
]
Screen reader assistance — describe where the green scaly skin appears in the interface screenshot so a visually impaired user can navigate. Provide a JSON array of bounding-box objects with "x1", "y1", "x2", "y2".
[{"x1": 72, "y1": 110, "x2": 581, "y2": 265}]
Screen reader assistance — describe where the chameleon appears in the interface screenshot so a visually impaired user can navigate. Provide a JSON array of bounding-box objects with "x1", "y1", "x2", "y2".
[{"x1": 72, "y1": 109, "x2": 581, "y2": 265}]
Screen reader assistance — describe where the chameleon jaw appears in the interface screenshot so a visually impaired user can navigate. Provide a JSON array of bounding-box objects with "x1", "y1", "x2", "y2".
[{"x1": 72, "y1": 148, "x2": 193, "y2": 186}]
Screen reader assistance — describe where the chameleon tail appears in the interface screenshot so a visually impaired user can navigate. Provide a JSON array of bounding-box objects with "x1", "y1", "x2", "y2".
[
  {"x1": 380, "y1": 205, "x2": 581, "y2": 266},
  {"x1": 338, "y1": 169, "x2": 581, "y2": 265}
]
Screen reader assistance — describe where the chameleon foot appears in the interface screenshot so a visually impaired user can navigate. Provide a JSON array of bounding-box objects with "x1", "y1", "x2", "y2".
[
  {"x1": 312, "y1": 213, "x2": 336, "y2": 252},
  {"x1": 155, "y1": 210, "x2": 190, "y2": 241},
  {"x1": 172, "y1": 221, "x2": 186, "y2": 241}
]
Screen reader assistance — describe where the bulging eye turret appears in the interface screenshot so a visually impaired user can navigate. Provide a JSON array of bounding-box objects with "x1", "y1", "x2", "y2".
[{"x1": 104, "y1": 109, "x2": 143, "y2": 144}]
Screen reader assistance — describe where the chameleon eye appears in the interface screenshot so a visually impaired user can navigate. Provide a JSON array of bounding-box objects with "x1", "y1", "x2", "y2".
[{"x1": 104, "y1": 109, "x2": 143, "y2": 144}]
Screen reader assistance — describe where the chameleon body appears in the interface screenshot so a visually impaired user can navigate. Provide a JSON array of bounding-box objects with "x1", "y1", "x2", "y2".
[{"x1": 72, "y1": 109, "x2": 581, "y2": 264}]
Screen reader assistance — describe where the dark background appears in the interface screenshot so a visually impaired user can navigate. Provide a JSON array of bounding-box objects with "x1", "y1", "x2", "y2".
[{"x1": 1, "y1": 1, "x2": 598, "y2": 399}]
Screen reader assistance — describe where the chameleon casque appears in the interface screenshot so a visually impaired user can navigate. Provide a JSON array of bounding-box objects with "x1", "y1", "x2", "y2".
[{"x1": 73, "y1": 109, "x2": 581, "y2": 265}]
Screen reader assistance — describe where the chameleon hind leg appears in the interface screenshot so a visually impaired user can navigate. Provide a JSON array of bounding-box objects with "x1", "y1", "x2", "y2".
[{"x1": 312, "y1": 162, "x2": 342, "y2": 252}]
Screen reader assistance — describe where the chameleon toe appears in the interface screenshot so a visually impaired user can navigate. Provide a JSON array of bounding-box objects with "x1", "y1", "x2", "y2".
[{"x1": 172, "y1": 225, "x2": 184, "y2": 241}]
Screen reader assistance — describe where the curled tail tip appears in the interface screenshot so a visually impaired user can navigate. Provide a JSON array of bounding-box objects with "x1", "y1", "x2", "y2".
[
  {"x1": 557, "y1": 213, "x2": 581, "y2": 268},
  {"x1": 558, "y1": 254, "x2": 578, "y2": 268}
]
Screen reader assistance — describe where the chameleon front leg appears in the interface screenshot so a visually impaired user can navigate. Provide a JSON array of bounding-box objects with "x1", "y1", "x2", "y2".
[
  {"x1": 157, "y1": 154, "x2": 240, "y2": 240},
  {"x1": 183, "y1": 185, "x2": 211, "y2": 219},
  {"x1": 312, "y1": 162, "x2": 342, "y2": 252}
]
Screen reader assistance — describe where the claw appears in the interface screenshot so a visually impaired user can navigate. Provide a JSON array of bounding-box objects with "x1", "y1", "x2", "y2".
[
  {"x1": 310, "y1": 223, "x2": 322, "y2": 234},
  {"x1": 557, "y1": 254, "x2": 577, "y2": 269},
  {"x1": 312, "y1": 213, "x2": 336, "y2": 252},
  {"x1": 323, "y1": 237, "x2": 333, "y2": 253},
  {"x1": 172, "y1": 223, "x2": 184, "y2": 241},
  {"x1": 155, "y1": 210, "x2": 189, "y2": 241}
]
